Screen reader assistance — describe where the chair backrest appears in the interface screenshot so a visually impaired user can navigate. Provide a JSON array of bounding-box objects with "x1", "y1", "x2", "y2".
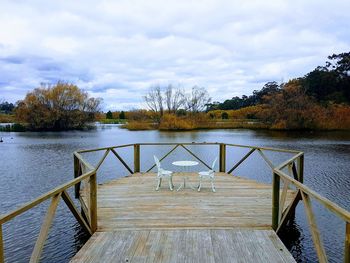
[
  {"x1": 211, "y1": 157, "x2": 217, "y2": 171},
  {"x1": 153, "y1": 155, "x2": 161, "y2": 170}
]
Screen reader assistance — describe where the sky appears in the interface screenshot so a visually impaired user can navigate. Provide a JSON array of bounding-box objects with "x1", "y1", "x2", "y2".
[{"x1": 0, "y1": 0, "x2": 349, "y2": 110}]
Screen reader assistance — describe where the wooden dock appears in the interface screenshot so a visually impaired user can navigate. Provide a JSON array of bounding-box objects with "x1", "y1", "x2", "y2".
[
  {"x1": 71, "y1": 172, "x2": 297, "y2": 262},
  {"x1": 2, "y1": 142, "x2": 349, "y2": 263}
]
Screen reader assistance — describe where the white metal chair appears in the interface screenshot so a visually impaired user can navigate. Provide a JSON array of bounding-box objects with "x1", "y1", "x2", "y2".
[
  {"x1": 154, "y1": 155, "x2": 174, "y2": 191},
  {"x1": 198, "y1": 158, "x2": 217, "y2": 192}
]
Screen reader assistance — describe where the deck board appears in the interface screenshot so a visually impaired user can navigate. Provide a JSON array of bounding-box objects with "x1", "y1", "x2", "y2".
[
  {"x1": 71, "y1": 172, "x2": 296, "y2": 262},
  {"x1": 87, "y1": 173, "x2": 295, "y2": 231},
  {"x1": 71, "y1": 229, "x2": 296, "y2": 263}
]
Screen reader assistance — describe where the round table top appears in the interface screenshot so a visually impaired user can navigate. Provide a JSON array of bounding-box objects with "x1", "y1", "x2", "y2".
[{"x1": 172, "y1": 160, "x2": 199, "y2": 167}]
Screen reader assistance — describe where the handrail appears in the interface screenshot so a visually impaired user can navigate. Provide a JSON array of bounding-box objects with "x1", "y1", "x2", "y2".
[{"x1": 1, "y1": 142, "x2": 349, "y2": 263}]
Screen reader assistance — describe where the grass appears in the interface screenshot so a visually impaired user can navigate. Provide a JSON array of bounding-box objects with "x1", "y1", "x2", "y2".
[{"x1": 98, "y1": 118, "x2": 127, "y2": 124}]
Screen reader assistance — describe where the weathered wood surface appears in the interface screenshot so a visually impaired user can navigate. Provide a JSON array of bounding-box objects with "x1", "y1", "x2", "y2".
[
  {"x1": 80, "y1": 172, "x2": 295, "y2": 231},
  {"x1": 70, "y1": 229, "x2": 296, "y2": 263},
  {"x1": 73, "y1": 173, "x2": 297, "y2": 262}
]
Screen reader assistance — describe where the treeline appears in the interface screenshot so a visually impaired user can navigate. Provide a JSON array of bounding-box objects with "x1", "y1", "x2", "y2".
[
  {"x1": 204, "y1": 52, "x2": 350, "y2": 130},
  {"x1": 208, "y1": 52, "x2": 350, "y2": 111}
]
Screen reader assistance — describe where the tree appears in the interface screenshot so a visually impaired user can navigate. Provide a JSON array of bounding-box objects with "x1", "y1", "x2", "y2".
[
  {"x1": 164, "y1": 85, "x2": 185, "y2": 113},
  {"x1": 259, "y1": 80, "x2": 319, "y2": 129},
  {"x1": 119, "y1": 111, "x2": 126, "y2": 119},
  {"x1": 0, "y1": 100, "x2": 15, "y2": 113},
  {"x1": 16, "y1": 82, "x2": 102, "y2": 130},
  {"x1": 143, "y1": 85, "x2": 164, "y2": 116},
  {"x1": 221, "y1": 112, "x2": 228, "y2": 119},
  {"x1": 106, "y1": 110, "x2": 113, "y2": 119},
  {"x1": 185, "y1": 86, "x2": 211, "y2": 113}
]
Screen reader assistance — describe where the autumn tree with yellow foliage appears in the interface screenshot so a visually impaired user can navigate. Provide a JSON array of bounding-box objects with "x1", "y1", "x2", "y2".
[{"x1": 16, "y1": 82, "x2": 102, "y2": 131}]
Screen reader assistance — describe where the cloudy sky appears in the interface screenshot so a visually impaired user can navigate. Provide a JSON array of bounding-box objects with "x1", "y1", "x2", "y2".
[{"x1": 0, "y1": 0, "x2": 349, "y2": 110}]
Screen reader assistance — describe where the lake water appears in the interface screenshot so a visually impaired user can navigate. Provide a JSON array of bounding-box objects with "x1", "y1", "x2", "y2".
[{"x1": 0, "y1": 125, "x2": 349, "y2": 262}]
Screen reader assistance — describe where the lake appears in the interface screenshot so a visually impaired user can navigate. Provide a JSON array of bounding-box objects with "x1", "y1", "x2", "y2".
[{"x1": 0, "y1": 125, "x2": 349, "y2": 262}]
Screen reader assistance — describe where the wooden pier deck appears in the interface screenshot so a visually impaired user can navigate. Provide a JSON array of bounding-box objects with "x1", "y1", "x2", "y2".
[{"x1": 71, "y1": 173, "x2": 297, "y2": 262}]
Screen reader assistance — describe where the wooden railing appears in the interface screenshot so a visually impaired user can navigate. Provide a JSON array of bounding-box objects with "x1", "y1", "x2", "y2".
[
  {"x1": 0, "y1": 161, "x2": 97, "y2": 263},
  {"x1": 0, "y1": 142, "x2": 349, "y2": 262}
]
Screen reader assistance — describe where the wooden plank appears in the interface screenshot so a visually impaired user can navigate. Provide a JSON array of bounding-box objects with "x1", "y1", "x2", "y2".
[
  {"x1": 62, "y1": 190, "x2": 92, "y2": 235},
  {"x1": 76, "y1": 144, "x2": 134, "y2": 153},
  {"x1": 95, "y1": 149, "x2": 110, "y2": 171},
  {"x1": 0, "y1": 169, "x2": 95, "y2": 224},
  {"x1": 30, "y1": 193, "x2": 61, "y2": 263},
  {"x1": 227, "y1": 148, "x2": 255, "y2": 174},
  {"x1": 297, "y1": 155, "x2": 304, "y2": 183},
  {"x1": 0, "y1": 224, "x2": 4, "y2": 263},
  {"x1": 219, "y1": 143, "x2": 226, "y2": 172},
  {"x1": 71, "y1": 229, "x2": 295, "y2": 263},
  {"x1": 345, "y1": 222, "x2": 350, "y2": 263},
  {"x1": 274, "y1": 169, "x2": 350, "y2": 223},
  {"x1": 301, "y1": 192, "x2": 328, "y2": 263},
  {"x1": 78, "y1": 173, "x2": 296, "y2": 231},
  {"x1": 272, "y1": 172, "x2": 280, "y2": 230},
  {"x1": 275, "y1": 152, "x2": 304, "y2": 170},
  {"x1": 146, "y1": 144, "x2": 180, "y2": 172},
  {"x1": 277, "y1": 191, "x2": 301, "y2": 233},
  {"x1": 89, "y1": 172, "x2": 97, "y2": 233},
  {"x1": 180, "y1": 144, "x2": 211, "y2": 170},
  {"x1": 74, "y1": 154, "x2": 81, "y2": 198},
  {"x1": 279, "y1": 179, "x2": 290, "y2": 222},
  {"x1": 134, "y1": 144, "x2": 140, "y2": 173},
  {"x1": 110, "y1": 148, "x2": 133, "y2": 174},
  {"x1": 258, "y1": 149, "x2": 274, "y2": 169}
]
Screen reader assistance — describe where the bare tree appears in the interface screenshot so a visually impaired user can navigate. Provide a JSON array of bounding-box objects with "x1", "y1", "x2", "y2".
[
  {"x1": 185, "y1": 86, "x2": 211, "y2": 113},
  {"x1": 143, "y1": 85, "x2": 164, "y2": 116},
  {"x1": 164, "y1": 85, "x2": 185, "y2": 113}
]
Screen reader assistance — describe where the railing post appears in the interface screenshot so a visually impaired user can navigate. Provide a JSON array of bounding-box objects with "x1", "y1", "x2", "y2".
[
  {"x1": 134, "y1": 144, "x2": 140, "y2": 173},
  {"x1": 297, "y1": 154, "x2": 304, "y2": 183},
  {"x1": 272, "y1": 171, "x2": 280, "y2": 231},
  {"x1": 345, "y1": 222, "x2": 350, "y2": 263},
  {"x1": 219, "y1": 143, "x2": 226, "y2": 172},
  {"x1": 0, "y1": 224, "x2": 4, "y2": 263},
  {"x1": 89, "y1": 172, "x2": 97, "y2": 233},
  {"x1": 74, "y1": 154, "x2": 81, "y2": 198}
]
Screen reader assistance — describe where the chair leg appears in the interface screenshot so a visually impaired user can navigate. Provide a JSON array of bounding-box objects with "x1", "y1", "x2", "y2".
[
  {"x1": 156, "y1": 178, "x2": 162, "y2": 191},
  {"x1": 169, "y1": 176, "x2": 173, "y2": 191},
  {"x1": 211, "y1": 180, "x2": 215, "y2": 192},
  {"x1": 198, "y1": 178, "x2": 202, "y2": 192}
]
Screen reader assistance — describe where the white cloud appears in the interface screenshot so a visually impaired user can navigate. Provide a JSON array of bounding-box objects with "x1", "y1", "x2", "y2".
[{"x1": 0, "y1": 0, "x2": 349, "y2": 110}]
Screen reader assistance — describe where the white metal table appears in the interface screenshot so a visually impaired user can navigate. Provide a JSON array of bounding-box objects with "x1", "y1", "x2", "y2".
[{"x1": 172, "y1": 160, "x2": 199, "y2": 191}]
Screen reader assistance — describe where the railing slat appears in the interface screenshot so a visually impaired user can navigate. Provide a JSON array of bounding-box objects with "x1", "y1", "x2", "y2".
[
  {"x1": 74, "y1": 154, "x2": 82, "y2": 198},
  {"x1": 146, "y1": 144, "x2": 180, "y2": 172},
  {"x1": 180, "y1": 145, "x2": 211, "y2": 170},
  {"x1": 277, "y1": 191, "x2": 301, "y2": 233},
  {"x1": 297, "y1": 155, "x2": 304, "y2": 183},
  {"x1": 258, "y1": 149, "x2": 274, "y2": 169},
  {"x1": 272, "y1": 172, "x2": 280, "y2": 230},
  {"x1": 134, "y1": 144, "x2": 140, "y2": 173},
  {"x1": 227, "y1": 148, "x2": 255, "y2": 174},
  {"x1": 0, "y1": 170, "x2": 95, "y2": 225},
  {"x1": 95, "y1": 149, "x2": 110, "y2": 171},
  {"x1": 29, "y1": 193, "x2": 61, "y2": 263},
  {"x1": 274, "y1": 169, "x2": 350, "y2": 223},
  {"x1": 345, "y1": 222, "x2": 350, "y2": 263},
  {"x1": 110, "y1": 149, "x2": 133, "y2": 174},
  {"x1": 301, "y1": 192, "x2": 328, "y2": 263},
  {"x1": 219, "y1": 143, "x2": 226, "y2": 172},
  {"x1": 89, "y1": 172, "x2": 97, "y2": 233},
  {"x1": 279, "y1": 179, "x2": 290, "y2": 222},
  {"x1": 0, "y1": 224, "x2": 4, "y2": 263},
  {"x1": 62, "y1": 190, "x2": 92, "y2": 235}
]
